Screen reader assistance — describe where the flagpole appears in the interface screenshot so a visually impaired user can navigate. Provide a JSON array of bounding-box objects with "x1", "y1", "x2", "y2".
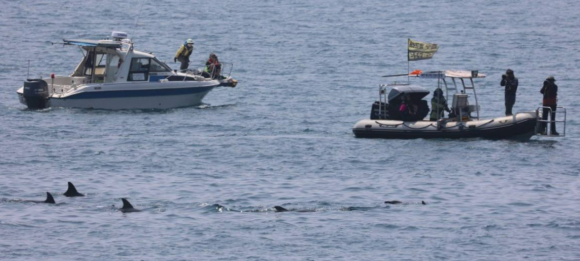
[{"x1": 407, "y1": 38, "x2": 410, "y2": 84}]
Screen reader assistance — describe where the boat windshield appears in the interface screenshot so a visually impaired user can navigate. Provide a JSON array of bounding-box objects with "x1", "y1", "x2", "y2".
[
  {"x1": 127, "y1": 57, "x2": 171, "y2": 82},
  {"x1": 149, "y1": 58, "x2": 171, "y2": 72}
]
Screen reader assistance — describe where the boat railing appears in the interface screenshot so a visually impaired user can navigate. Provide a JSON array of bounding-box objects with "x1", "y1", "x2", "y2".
[
  {"x1": 177, "y1": 70, "x2": 204, "y2": 81},
  {"x1": 442, "y1": 77, "x2": 480, "y2": 120},
  {"x1": 205, "y1": 62, "x2": 233, "y2": 80},
  {"x1": 377, "y1": 84, "x2": 389, "y2": 119},
  {"x1": 220, "y1": 62, "x2": 234, "y2": 78},
  {"x1": 181, "y1": 62, "x2": 234, "y2": 81},
  {"x1": 535, "y1": 106, "x2": 566, "y2": 137}
]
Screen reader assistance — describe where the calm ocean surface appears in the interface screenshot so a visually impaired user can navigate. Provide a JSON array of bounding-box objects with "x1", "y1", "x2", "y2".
[{"x1": 1, "y1": 0, "x2": 580, "y2": 260}]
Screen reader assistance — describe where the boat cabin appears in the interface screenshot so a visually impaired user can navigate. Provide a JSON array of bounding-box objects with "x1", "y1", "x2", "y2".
[
  {"x1": 66, "y1": 39, "x2": 172, "y2": 84},
  {"x1": 371, "y1": 84, "x2": 430, "y2": 121},
  {"x1": 372, "y1": 70, "x2": 485, "y2": 122}
]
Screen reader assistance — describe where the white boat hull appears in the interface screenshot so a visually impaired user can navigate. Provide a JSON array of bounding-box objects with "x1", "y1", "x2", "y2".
[{"x1": 17, "y1": 81, "x2": 219, "y2": 110}]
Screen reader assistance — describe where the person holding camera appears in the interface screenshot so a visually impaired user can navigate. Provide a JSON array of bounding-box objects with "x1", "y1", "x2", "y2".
[
  {"x1": 500, "y1": 69, "x2": 518, "y2": 116},
  {"x1": 540, "y1": 76, "x2": 559, "y2": 135}
]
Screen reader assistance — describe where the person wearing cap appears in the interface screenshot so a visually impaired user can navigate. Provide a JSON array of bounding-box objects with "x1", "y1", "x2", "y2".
[
  {"x1": 540, "y1": 76, "x2": 559, "y2": 135},
  {"x1": 174, "y1": 39, "x2": 195, "y2": 71},
  {"x1": 500, "y1": 69, "x2": 518, "y2": 116}
]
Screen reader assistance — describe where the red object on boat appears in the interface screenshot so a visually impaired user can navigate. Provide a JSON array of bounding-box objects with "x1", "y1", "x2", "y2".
[{"x1": 410, "y1": 69, "x2": 422, "y2": 75}]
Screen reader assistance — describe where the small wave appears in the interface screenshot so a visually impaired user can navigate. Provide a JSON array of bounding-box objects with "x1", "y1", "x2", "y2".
[
  {"x1": 507, "y1": 202, "x2": 533, "y2": 207},
  {"x1": 202, "y1": 203, "x2": 231, "y2": 213},
  {"x1": 195, "y1": 103, "x2": 237, "y2": 109}
]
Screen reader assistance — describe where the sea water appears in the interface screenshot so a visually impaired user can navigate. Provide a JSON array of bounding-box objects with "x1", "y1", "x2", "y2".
[{"x1": 1, "y1": 0, "x2": 579, "y2": 260}]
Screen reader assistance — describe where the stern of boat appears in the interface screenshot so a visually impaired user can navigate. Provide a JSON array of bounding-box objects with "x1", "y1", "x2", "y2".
[{"x1": 534, "y1": 106, "x2": 567, "y2": 137}]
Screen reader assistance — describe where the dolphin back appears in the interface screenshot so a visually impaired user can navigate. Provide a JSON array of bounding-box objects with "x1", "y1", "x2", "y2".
[{"x1": 274, "y1": 206, "x2": 288, "y2": 212}]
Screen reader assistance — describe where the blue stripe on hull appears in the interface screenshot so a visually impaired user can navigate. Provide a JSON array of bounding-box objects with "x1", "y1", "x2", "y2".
[
  {"x1": 65, "y1": 86, "x2": 215, "y2": 99},
  {"x1": 149, "y1": 75, "x2": 166, "y2": 82}
]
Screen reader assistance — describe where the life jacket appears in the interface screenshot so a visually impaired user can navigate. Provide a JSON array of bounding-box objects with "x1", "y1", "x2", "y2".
[
  {"x1": 204, "y1": 58, "x2": 222, "y2": 79},
  {"x1": 176, "y1": 44, "x2": 193, "y2": 59},
  {"x1": 431, "y1": 99, "x2": 447, "y2": 111},
  {"x1": 430, "y1": 97, "x2": 448, "y2": 119},
  {"x1": 204, "y1": 59, "x2": 219, "y2": 72},
  {"x1": 430, "y1": 99, "x2": 447, "y2": 119}
]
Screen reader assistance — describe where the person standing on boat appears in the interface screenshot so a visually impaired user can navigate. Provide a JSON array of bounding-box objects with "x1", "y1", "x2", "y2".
[
  {"x1": 540, "y1": 76, "x2": 559, "y2": 135},
  {"x1": 430, "y1": 88, "x2": 450, "y2": 121},
  {"x1": 174, "y1": 39, "x2": 195, "y2": 71},
  {"x1": 500, "y1": 69, "x2": 518, "y2": 116}
]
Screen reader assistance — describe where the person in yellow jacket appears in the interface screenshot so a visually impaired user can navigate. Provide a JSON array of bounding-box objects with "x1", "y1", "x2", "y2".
[
  {"x1": 174, "y1": 39, "x2": 194, "y2": 71},
  {"x1": 430, "y1": 88, "x2": 450, "y2": 121}
]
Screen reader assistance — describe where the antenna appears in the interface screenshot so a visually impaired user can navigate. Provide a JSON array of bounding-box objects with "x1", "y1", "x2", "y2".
[
  {"x1": 27, "y1": 60, "x2": 30, "y2": 79},
  {"x1": 131, "y1": 2, "x2": 145, "y2": 41}
]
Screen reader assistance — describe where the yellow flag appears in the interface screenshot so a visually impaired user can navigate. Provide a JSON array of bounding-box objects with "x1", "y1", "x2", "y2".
[{"x1": 408, "y1": 39, "x2": 439, "y2": 61}]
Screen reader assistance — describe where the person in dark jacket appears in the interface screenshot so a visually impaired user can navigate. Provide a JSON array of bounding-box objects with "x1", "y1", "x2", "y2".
[
  {"x1": 540, "y1": 76, "x2": 559, "y2": 135},
  {"x1": 399, "y1": 99, "x2": 408, "y2": 121},
  {"x1": 500, "y1": 69, "x2": 518, "y2": 116},
  {"x1": 400, "y1": 94, "x2": 418, "y2": 121},
  {"x1": 430, "y1": 88, "x2": 450, "y2": 121},
  {"x1": 174, "y1": 39, "x2": 194, "y2": 71}
]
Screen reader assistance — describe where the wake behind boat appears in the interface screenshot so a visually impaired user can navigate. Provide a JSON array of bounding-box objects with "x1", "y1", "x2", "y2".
[
  {"x1": 17, "y1": 31, "x2": 237, "y2": 110},
  {"x1": 352, "y1": 70, "x2": 566, "y2": 140}
]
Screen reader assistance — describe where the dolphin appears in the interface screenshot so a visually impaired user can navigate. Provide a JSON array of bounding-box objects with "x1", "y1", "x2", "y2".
[
  {"x1": 23, "y1": 192, "x2": 55, "y2": 204},
  {"x1": 274, "y1": 206, "x2": 288, "y2": 212},
  {"x1": 63, "y1": 182, "x2": 84, "y2": 197},
  {"x1": 274, "y1": 206, "x2": 316, "y2": 212},
  {"x1": 384, "y1": 200, "x2": 426, "y2": 205},
  {"x1": 119, "y1": 198, "x2": 141, "y2": 213}
]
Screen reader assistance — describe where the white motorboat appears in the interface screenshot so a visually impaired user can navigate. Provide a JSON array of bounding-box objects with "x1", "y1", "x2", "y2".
[
  {"x1": 352, "y1": 70, "x2": 566, "y2": 140},
  {"x1": 17, "y1": 31, "x2": 237, "y2": 110}
]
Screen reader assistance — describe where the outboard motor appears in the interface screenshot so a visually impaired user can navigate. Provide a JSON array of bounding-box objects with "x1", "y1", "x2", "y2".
[{"x1": 23, "y1": 79, "x2": 49, "y2": 109}]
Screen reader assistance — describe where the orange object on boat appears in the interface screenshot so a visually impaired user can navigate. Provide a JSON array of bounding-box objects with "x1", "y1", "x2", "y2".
[{"x1": 410, "y1": 69, "x2": 423, "y2": 75}]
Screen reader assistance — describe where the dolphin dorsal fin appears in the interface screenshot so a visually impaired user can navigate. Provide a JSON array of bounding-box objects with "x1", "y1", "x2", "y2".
[
  {"x1": 64, "y1": 182, "x2": 84, "y2": 197},
  {"x1": 121, "y1": 198, "x2": 134, "y2": 209},
  {"x1": 274, "y1": 206, "x2": 288, "y2": 212},
  {"x1": 45, "y1": 192, "x2": 55, "y2": 204}
]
